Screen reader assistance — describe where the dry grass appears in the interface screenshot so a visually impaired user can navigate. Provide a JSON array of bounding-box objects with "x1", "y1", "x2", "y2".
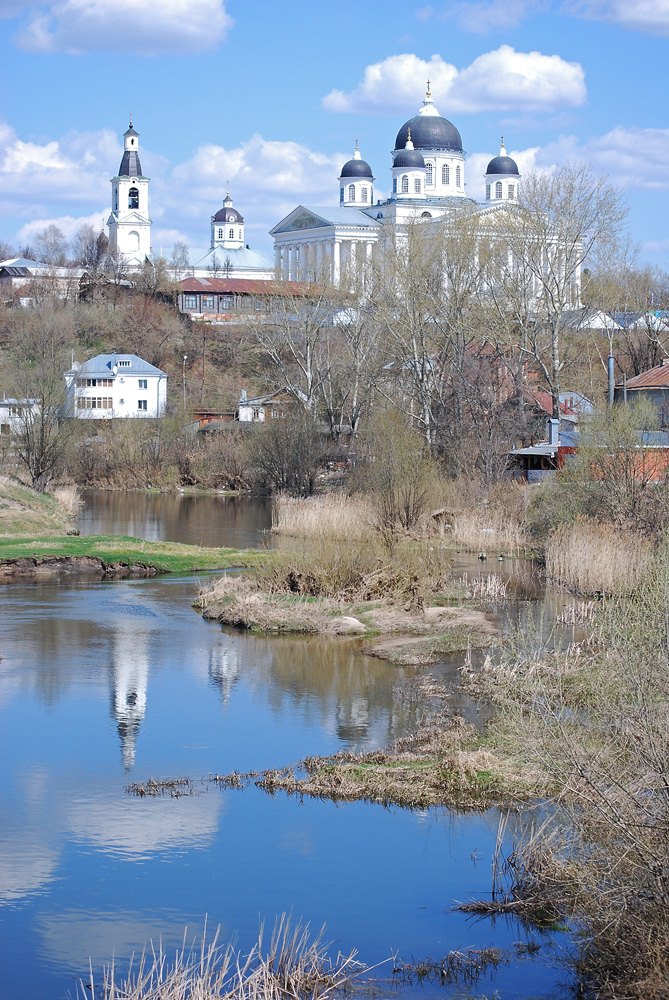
[
  {"x1": 450, "y1": 508, "x2": 527, "y2": 552},
  {"x1": 51, "y1": 483, "x2": 83, "y2": 518},
  {"x1": 77, "y1": 915, "x2": 364, "y2": 1000},
  {"x1": 545, "y1": 520, "x2": 652, "y2": 594},
  {"x1": 273, "y1": 494, "x2": 373, "y2": 541}
]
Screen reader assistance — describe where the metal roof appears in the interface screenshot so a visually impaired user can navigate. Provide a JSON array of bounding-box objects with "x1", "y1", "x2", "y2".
[
  {"x1": 395, "y1": 114, "x2": 463, "y2": 153},
  {"x1": 619, "y1": 363, "x2": 669, "y2": 389},
  {"x1": 118, "y1": 150, "x2": 143, "y2": 177},
  {"x1": 180, "y1": 277, "x2": 311, "y2": 295},
  {"x1": 70, "y1": 353, "x2": 167, "y2": 376},
  {"x1": 0, "y1": 257, "x2": 47, "y2": 269}
]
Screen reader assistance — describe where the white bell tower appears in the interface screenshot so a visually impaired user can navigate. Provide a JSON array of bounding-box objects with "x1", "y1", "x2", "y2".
[{"x1": 107, "y1": 117, "x2": 152, "y2": 266}]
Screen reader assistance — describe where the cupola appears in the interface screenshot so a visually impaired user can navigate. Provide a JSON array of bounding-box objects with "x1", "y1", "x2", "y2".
[
  {"x1": 391, "y1": 129, "x2": 427, "y2": 200},
  {"x1": 338, "y1": 141, "x2": 375, "y2": 206},
  {"x1": 485, "y1": 138, "x2": 520, "y2": 204},
  {"x1": 211, "y1": 186, "x2": 245, "y2": 249}
]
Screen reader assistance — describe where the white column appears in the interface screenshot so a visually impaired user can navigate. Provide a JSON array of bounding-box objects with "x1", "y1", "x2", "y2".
[
  {"x1": 333, "y1": 239, "x2": 341, "y2": 287},
  {"x1": 287, "y1": 245, "x2": 295, "y2": 281},
  {"x1": 366, "y1": 241, "x2": 373, "y2": 262},
  {"x1": 316, "y1": 240, "x2": 323, "y2": 280},
  {"x1": 275, "y1": 244, "x2": 281, "y2": 276}
]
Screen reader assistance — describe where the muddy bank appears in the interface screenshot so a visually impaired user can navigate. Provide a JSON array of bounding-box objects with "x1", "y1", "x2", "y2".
[{"x1": 0, "y1": 555, "x2": 162, "y2": 580}]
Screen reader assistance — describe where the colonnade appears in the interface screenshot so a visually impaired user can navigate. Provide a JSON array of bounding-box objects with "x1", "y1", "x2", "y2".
[{"x1": 275, "y1": 239, "x2": 375, "y2": 285}]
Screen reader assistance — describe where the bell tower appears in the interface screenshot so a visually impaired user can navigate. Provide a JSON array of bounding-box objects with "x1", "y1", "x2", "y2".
[{"x1": 107, "y1": 117, "x2": 152, "y2": 266}]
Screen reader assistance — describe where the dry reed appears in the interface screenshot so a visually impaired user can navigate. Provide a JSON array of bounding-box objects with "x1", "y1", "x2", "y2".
[
  {"x1": 272, "y1": 494, "x2": 373, "y2": 541},
  {"x1": 450, "y1": 509, "x2": 527, "y2": 552},
  {"x1": 545, "y1": 520, "x2": 652, "y2": 594},
  {"x1": 77, "y1": 915, "x2": 364, "y2": 1000}
]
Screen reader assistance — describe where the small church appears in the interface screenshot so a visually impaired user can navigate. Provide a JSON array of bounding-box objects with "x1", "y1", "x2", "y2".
[{"x1": 108, "y1": 118, "x2": 274, "y2": 279}]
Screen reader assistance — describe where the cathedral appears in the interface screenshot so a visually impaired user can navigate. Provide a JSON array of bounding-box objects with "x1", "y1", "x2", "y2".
[
  {"x1": 107, "y1": 90, "x2": 520, "y2": 286},
  {"x1": 270, "y1": 84, "x2": 521, "y2": 284}
]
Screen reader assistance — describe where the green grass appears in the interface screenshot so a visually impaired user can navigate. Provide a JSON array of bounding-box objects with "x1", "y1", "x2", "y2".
[{"x1": 0, "y1": 534, "x2": 268, "y2": 574}]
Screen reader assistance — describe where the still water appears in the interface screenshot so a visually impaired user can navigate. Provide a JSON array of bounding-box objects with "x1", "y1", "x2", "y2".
[{"x1": 0, "y1": 493, "x2": 565, "y2": 1000}]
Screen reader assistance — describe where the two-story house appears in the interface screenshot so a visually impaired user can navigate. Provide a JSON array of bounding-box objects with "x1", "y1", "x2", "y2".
[{"x1": 65, "y1": 353, "x2": 168, "y2": 419}]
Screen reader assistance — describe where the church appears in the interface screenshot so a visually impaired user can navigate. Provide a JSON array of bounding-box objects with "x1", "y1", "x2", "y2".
[
  {"x1": 107, "y1": 119, "x2": 274, "y2": 279},
  {"x1": 270, "y1": 84, "x2": 521, "y2": 285}
]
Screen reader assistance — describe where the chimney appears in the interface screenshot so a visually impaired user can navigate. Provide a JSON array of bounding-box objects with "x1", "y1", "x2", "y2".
[
  {"x1": 547, "y1": 417, "x2": 559, "y2": 447},
  {"x1": 240, "y1": 389, "x2": 247, "y2": 400}
]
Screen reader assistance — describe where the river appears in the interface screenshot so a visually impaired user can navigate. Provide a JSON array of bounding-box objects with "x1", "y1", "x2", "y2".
[{"x1": 0, "y1": 491, "x2": 567, "y2": 1000}]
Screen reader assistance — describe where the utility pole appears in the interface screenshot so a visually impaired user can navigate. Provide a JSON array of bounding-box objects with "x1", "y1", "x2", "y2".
[{"x1": 182, "y1": 354, "x2": 188, "y2": 411}]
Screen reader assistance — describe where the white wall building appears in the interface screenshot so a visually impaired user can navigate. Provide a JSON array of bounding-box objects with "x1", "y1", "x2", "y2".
[
  {"x1": 0, "y1": 397, "x2": 40, "y2": 436},
  {"x1": 271, "y1": 86, "x2": 526, "y2": 287},
  {"x1": 65, "y1": 353, "x2": 167, "y2": 419}
]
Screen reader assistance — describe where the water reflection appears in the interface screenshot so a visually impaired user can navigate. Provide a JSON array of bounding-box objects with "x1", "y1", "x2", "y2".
[{"x1": 78, "y1": 491, "x2": 273, "y2": 549}]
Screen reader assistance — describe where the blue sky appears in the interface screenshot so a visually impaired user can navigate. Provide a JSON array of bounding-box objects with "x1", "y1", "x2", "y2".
[{"x1": 1, "y1": 0, "x2": 668, "y2": 266}]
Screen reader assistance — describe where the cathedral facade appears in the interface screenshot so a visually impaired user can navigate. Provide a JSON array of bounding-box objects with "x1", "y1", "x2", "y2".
[{"x1": 270, "y1": 86, "x2": 521, "y2": 285}]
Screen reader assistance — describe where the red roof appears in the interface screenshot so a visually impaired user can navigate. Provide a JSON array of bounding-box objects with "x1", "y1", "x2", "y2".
[
  {"x1": 179, "y1": 278, "x2": 311, "y2": 296},
  {"x1": 619, "y1": 362, "x2": 669, "y2": 389},
  {"x1": 527, "y1": 391, "x2": 579, "y2": 417}
]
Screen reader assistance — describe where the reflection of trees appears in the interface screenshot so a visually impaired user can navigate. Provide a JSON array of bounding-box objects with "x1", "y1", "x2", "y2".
[{"x1": 225, "y1": 631, "x2": 422, "y2": 752}]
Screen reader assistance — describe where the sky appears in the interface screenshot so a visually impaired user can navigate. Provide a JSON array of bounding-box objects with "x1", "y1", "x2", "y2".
[{"x1": 0, "y1": 0, "x2": 668, "y2": 266}]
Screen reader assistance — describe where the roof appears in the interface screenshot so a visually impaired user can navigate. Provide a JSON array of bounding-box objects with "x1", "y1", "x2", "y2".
[
  {"x1": 180, "y1": 277, "x2": 311, "y2": 296},
  {"x1": 394, "y1": 147, "x2": 426, "y2": 169},
  {"x1": 71, "y1": 353, "x2": 167, "y2": 377},
  {"x1": 486, "y1": 155, "x2": 519, "y2": 176},
  {"x1": 395, "y1": 114, "x2": 463, "y2": 153},
  {"x1": 212, "y1": 206, "x2": 244, "y2": 224},
  {"x1": 0, "y1": 256, "x2": 47, "y2": 269},
  {"x1": 286, "y1": 206, "x2": 379, "y2": 230},
  {"x1": 619, "y1": 362, "x2": 669, "y2": 389},
  {"x1": 340, "y1": 158, "x2": 374, "y2": 179},
  {"x1": 159, "y1": 246, "x2": 273, "y2": 271},
  {"x1": 118, "y1": 150, "x2": 143, "y2": 177}
]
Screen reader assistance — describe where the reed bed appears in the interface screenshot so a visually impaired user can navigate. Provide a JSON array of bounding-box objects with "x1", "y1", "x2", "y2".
[
  {"x1": 272, "y1": 494, "x2": 373, "y2": 541},
  {"x1": 450, "y1": 509, "x2": 527, "y2": 552},
  {"x1": 77, "y1": 915, "x2": 364, "y2": 1000},
  {"x1": 545, "y1": 520, "x2": 652, "y2": 594}
]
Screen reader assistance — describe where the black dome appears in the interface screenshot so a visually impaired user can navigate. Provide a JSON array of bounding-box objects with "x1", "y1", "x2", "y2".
[
  {"x1": 486, "y1": 155, "x2": 519, "y2": 175},
  {"x1": 340, "y1": 158, "x2": 373, "y2": 178},
  {"x1": 213, "y1": 206, "x2": 244, "y2": 224},
  {"x1": 393, "y1": 147, "x2": 425, "y2": 169},
  {"x1": 395, "y1": 115, "x2": 463, "y2": 153}
]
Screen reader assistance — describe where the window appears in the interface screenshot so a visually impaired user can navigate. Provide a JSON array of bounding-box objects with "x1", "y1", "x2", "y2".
[
  {"x1": 9, "y1": 405, "x2": 22, "y2": 416},
  {"x1": 118, "y1": 360, "x2": 131, "y2": 368},
  {"x1": 184, "y1": 295, "x2": 197, "y2": 309},
  {"x1": 229, "y1": 228, "x2": 234, "y2": 239},
  {"x1": 508, "y1": 184, "x2": 515, "y2": 200},
  {"x1": 202, "y1": 295, "x2": 214, "y2": 310},
  {"x1": 426, "y1": 163, "x2": 433, "y2": 184},
  {"x1": 77, "y1": 397, "x2": 112, "y2": 409},
  {"x1": 414, "y1": 177, "x2": 421, "y2": 193},
  {"x1": 393, "y1": 177, "x2": 397, "y2": 193},
  {"x1": 128, "y1": 187, "x2": 139, "y2": 209},
  {"x1": 361, "y1": 186, "x2": 368, "y2": 202},
  {"x1": 82, "y1": 378, "x2": 113, "y2": 388},
  {"x1": 137, "y1": 400, "x2": 147, "y2": 411},
  {"x1": 456, "y1": 166, "x2": 461, "y2": 187},
  {"x1": 340, "y1": 187, "x2": 344, "y2": 203},
  {"x1": 348, "y1": 184, "x2": 355, "y2": 201},
  {"x1": 218, "y1": 228, "x2": 223, "y2": 239},
  {"x1": 271, "y1": 409, "x2": 279, "y2": 418},
  {"x1": 401, "y1": 175, "x2": 409, "y2": 193},
  {"x1": 486, "y1": 184, "x2": 491, "y2": 200},
  {"x1": 138, "y1": 379, "x2": 148, "y2": 389},
  {"x1": 221, "y1": 295, "x2": 233, "y2": 309},
  {"x1": 442, "y1": 164, "x2": 450, "y2": 185},
  {"x1": 495, "y1": 181, "x2": 503, "y2": 199},
  {"x1": 238, "y1": 229, "x2": 242, "y2": 239}
]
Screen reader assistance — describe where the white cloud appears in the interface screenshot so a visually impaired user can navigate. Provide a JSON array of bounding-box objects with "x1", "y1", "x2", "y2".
[
  {"x1": 565, "y1": 0, "x2": 669, "y2": 35},
  {"x1": 322, "y1": 47, "x2": 586, "y2": 116},
  {"x1": 15, "y1": 0, "x2": 233, "y2": 54},
  {"x1": 530, "y1": 126, "x2": 669, "y2": 190},
  {"x1": 440, "y1": 0, "x2": 546, "y2": 32},
  {"x1": 16, "y1": 211, "x2": 108, "y2": 244}
]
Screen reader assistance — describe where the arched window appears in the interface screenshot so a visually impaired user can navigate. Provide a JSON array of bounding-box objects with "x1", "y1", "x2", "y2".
[
  {"x1": 456, "y1": 166, "x2": 461, "y2": 187},
  {"x1": 348, "y1": 184, "x2": 355, "y2": 201},
  {"x1": 442, "y1": 164, "x2": 449, "y2": 184},
  {"x1": 128, "y1": 187, "x2": 139, "y2": 209},
  {"x1": 229, "y1": 227, "x2": 235, "y2": 239},
  {"x1": 426, "y1": 163, "x2": 433, "y2": 184},
  {"x1": 421, "y1": 211, "x2": 432, "y2": 218},
  {"x1": 414, "y1": 177, "x2": 421, "y2": 193},
  {"x1": 340, "y1": 187, "x2": 344, "y2": 203},
  {"x1": 238, "y1": 229, "x2": 243, "y2": 239},
  {"x1": 361, "y1": 186, "x2": 368, "y2": 202},
  {"x1": 128, "y1": 230, "x2": 140, "y2": 251},
  {"x1": 393, "y1": 177, "x2": 397, "y2": 193},
  {"x1": 495, "y1": 181, "x2": 503, "y2": 199},
  {"x1": 485, "y1": 185, "x2": 491, "y2": 201},
  {"x1": 401, "y1": 175, "x2": 409, "y2": 193},
  {"x1": 508, "y1": 184, "x2": 515, "y2": 200}
]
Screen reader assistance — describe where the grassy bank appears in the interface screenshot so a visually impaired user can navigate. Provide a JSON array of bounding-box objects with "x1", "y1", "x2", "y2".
[
  {"x1": 0, "y1": 533, "x2": 266, "y2": 575},
  {"x1": 0, "y1": 476, "x2": 79, "y2": 535}
]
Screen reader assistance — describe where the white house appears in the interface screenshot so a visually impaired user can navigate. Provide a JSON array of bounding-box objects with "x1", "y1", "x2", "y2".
[
  {"x1": 0, "y1": 397, "x2": 40, "y2": 436},
  {"x1": 65, "y1": 353, "x2": 167, "y2": 419}
]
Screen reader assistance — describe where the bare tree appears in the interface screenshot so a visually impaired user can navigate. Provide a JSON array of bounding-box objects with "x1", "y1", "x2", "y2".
[
  {"x1": 34, "y1": 224, "x2": 69, "y2": 265},
  {"x1": 72, "y1": 224, "x2": 109, "y2": 273}
]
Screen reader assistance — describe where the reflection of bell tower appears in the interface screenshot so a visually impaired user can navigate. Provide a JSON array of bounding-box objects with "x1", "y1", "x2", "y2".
[
  {"x1": 110, "y1": 625, "x2": 149, "y2": 771},
  {"x1": 208, "y1": 644, "x2": 240, "y2": 708}
]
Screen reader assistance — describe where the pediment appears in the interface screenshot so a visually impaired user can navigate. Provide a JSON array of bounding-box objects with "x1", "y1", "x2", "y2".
[{"x1": 271, "y1": 208, "x2": 332, "y2": 235}]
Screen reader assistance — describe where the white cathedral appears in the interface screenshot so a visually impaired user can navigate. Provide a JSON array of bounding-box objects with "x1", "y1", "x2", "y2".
[
  {"x1": 270, "y1": 84, "x2": 522, "y2": 284},
  {"x1": 106, "y1": 90, "x2": 520, "y2": 286}
]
